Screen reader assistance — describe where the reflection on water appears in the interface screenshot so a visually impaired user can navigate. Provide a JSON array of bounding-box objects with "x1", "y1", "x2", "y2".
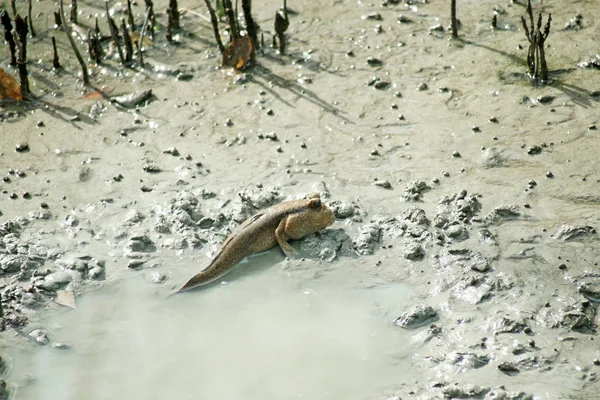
[{"x1": 8, "y1": 262, "x2": 417, "y2": 400}]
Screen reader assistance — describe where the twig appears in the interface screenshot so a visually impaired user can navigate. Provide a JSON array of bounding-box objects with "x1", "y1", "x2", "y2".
[
  {"x1": 51, "y1": 36, "x2": 61, "y2": 68},
  {"x1": 520, "y1": 0, "x2": 551, "y2": 82},
  {"x1": 274, "y1": 0, "x2": 289, "y2": 54},
  {"x1": 144, "y1": 0, "x2": 155, "y2": 40},
  {"x1": 105, "y1": 1, "x2": 125, "y2": 64},
  {"x1": 203, "y1": 0, "x2": 225, "y2": 53},
  {"x1": 126, "y1": 0, "x2": 135, "y2": 31},
  {"x1": 168, "y1": 0, "x2": 180, "y2": 31},
  {"x1": 54, "y1": 11, "x2": 62, "y2": 28},
  {"x1": 222, "y1": 0, "x2": 239, "y2": 39},
  {"x1": 15, "y1": 15, "x2": 31, "y2": 96},
  {"x1": 450, "y1": 0, "x2": 458, "y2": 38},
  {"x1": 0, "y1": 11, "x2": 17, "y2": 66},
  {"x1": 87, "y1": 27, "x2": 104, "y2": 64},
  {"x1": 242, "y1": 0, "x2": 258, "y2": 50},
  {"x1": 10, "y1": 0, "x2": 17, "y2": 19},
  {"x1": 121, "y1": 18, "x2": 134, "y2": 62},
  {"x1": 59, "y1": 0, "x2": 89, "y2": 85},
  {"x1": 70, "y1": 0, "x2": 77, "y2": 24},
  {"x1": 138, "y1": 7, "x2": 151, "y2": 68},
  {"x1": 28, "y1": 0, "x2": 36, "y2": 37}
]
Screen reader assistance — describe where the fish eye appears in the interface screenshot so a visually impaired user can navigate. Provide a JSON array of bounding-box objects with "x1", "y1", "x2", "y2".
[{"x1": 309, "y1": 199, "x2": 321, "y2": 209}]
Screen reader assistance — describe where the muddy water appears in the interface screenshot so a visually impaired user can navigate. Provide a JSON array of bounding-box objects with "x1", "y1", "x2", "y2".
[
  {"x1": 7, "y1": 260, "x2": 417, "y2": 400},
  {"x1": 2, "y1": 0, "x2": 600, "y2": 399}
]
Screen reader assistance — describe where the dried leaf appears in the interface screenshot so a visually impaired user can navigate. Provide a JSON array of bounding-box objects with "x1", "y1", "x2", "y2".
[
  {"x1": 221, "y1": 36, "x2": 254, "y2": 70},
  {"x1": 130, "y1": 31, "x2": 152, "y2": 47},
  {"x1": 55, "y1": 290, "x2": 76, "y2": 309},
  {"x1": 0, "y1": 67, "x2": 23, "y2": 101},
  {"x1": 81, "y1": 86, "x2": 114, "y2": 100}
]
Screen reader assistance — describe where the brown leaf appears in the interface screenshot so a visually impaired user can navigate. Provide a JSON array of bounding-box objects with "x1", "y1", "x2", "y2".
[
  {"x1": 221, "y1": 36, "x2": 254, "y2": 70},
  {"x1": 0, "y1": 67, "x2": 23, "y2": 101},
  {"x1": 81, "y1": 86, "x2": 115, "y2": 100},
  {"x1": 130, "y1": 31, "x2": 152, "y2": 47},
  {"x1": 55, "y1": 290, "x2": 77, "y2": 309}
]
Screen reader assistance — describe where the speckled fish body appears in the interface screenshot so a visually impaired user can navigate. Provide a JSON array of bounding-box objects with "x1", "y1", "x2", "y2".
[{"x1": 174, "y1": 195, "x2": 335, "y2": 293}]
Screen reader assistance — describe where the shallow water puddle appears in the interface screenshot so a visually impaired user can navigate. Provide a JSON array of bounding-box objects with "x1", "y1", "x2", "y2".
[{"x1": 8, "y1": 265, "x2": 418, "y2": 400}]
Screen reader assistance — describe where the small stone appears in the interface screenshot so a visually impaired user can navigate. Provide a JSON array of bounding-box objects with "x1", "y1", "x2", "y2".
[
  {"x1": 52, "y1": 343, "x2": 71, "y2": 350},
  {"x1": 276, "y1": 146, "x2": 283, "y2": 153},
  {"x1": 373, "y1": 180, "x2": 392, "y2": 189},
  {"x1": 15, "y1": 143, "x2": 29, "y2": 152},
  {"x1": 266, "y1": 109, "x2": 274, "y2": 116},
  {"x1": 489, "y1": 116, "x2": 498, "y2": 123},
  {"x1": 88, "y1": 267, "x2": 105, "y2": 280},
  {"x1": 527, "y1": 145, "x2": 542, "y2": 155},
  {"x1": 29, "y1": 329, "x2": 50, "y2": 345},
  {"x1": 149, "y1": 271, "x2": 167, "y2": 283},
  {"x1": 40, "y1": 202, "x2": 49, "y2": 209},
  {"x1": 397, "y1": 15, "x2": 412, "y2": 23},
  {"x1": 162, "y1": 147, "x2": 180, "y2": 156},
  {"x1": 367, "y1": 76, "x2": 379, "y2": 86},
  {"x1": 537, "y1": 94, "x2": 555, "y2": 104},
  {"x1": 367, "y1": 57, "x2": 383, "y2": 66},
  {"x1": 374, "y1": 81, "x2": 390, "y2": 90},
  {"x1": 362, "y1": 12, "x2": 382, "y2": 21},
  {"x1": 452, "y1": 151, "x2": 461, "y2": 158},
  {"x1": 300, "y1": 143, "x2": 307, "y2": 149},
  {"x1": 394, "y1": 305, "x2": 438, "y2": 329},
  {"x1": 545, "y1": 171, "x2": 554, "y2": 178},
  {"x1": 142, "y1": 164, "x2": 161, "y2": 173},
  {"x1": 176, "y1": 73, "x2": 193, "y2": 81},
  {"x1": 128, "y1": 260, "x2": 147, "y2": 270},
  {"x1": 498, "y1": 362, "x2": 519, "y2": 374},
  {"x1": 471, "y1": 126, "x2": 481, "y2": 132},
  {"x1": 404, "y1": 243, "x2": 424, "y2": 260},
  {"x1": 22, "y1": 192, "x2": 31, "y2": 199},
  {"x1": 370, "y1": 149, "x2": 380, "y2": 156},
  {"x1": 9, "y1": 193, "x2": 17, "y2": 199},
  {"x1": 198, "y1": 217, "x2": 214, "y2": 229},
  {"x1": 588, "y1": 124, "x2": 597, "y2": 131},
  {"x1": 416, "y1": 82, "x2": 428, "y2": 91},
  {"x1": 593, "y1": 359, "x2": 600, "y2": 366},
  {"x1": 528, "y1": 180, "x2": 537, "y2": 188},
  {"x1": 558, "y1": 263, "x2": 567, "y2": 270},
  {"x1": 36, "y1": 121, "x2": 45, "y2": 127}
]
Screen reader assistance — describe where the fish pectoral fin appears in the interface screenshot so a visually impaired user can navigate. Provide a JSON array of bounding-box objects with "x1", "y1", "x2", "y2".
[{"x1": 275, "y1": 217, "x2": 296, "y2": 258}]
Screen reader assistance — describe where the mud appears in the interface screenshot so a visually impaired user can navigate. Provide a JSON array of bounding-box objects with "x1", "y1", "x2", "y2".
[{"x1": 1, "y1": 0, "x2": 600, "y2": 399}]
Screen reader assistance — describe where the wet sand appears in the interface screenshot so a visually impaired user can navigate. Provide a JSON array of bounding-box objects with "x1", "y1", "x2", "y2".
[{"x1": 1, "y1": 0, "x2": 600, "y2": 399}]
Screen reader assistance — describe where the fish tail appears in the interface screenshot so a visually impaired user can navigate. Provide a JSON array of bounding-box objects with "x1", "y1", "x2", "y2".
[{"x1": 172, "y1": 272, "x2": 211, "y2": 294}]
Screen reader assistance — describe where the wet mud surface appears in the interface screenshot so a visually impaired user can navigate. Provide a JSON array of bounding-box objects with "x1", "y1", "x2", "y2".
[{"x1": 1, "y1": 0, "x2": 600, "y2": 399}]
